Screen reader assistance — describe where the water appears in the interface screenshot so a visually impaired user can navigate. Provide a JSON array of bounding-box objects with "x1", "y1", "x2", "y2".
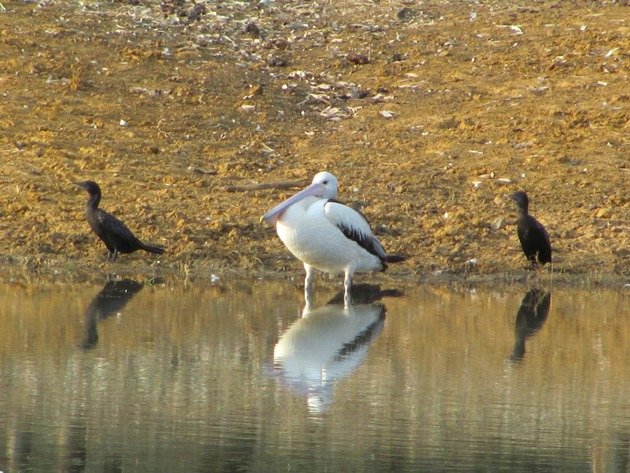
[{"x1": 0, "y1": 280, "x2": 627, "y2": 472}]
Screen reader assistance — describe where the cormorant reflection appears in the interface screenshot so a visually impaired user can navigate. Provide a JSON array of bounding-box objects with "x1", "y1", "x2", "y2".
[
  {"x1": 81, "y1": 279, "x2": 144, "y2": 349},
  {"x1": 61, "y1": 423, "x2": 87, "y2": 473},
  {"x1": 510, "y1": 289, "x2": 551, "y2": 362},
  {"x1": 273, "y1": 284, "x2": 399, "y2": 414}
]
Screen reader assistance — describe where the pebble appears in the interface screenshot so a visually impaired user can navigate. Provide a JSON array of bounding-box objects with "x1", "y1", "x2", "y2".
[
  {"x1": 350, "y1": 88, "x2": 370, "y2": 99},
  {"x1": 595, "y1": 208, "x2": 612, "y2": 219},
  {"x1": 437, "y1": 117, "x2": 460, "y2": 129},
  {"x1": 491, "y1": 217, "x2": 506, "y2": 230},
  {"x1": 243, "y1": 21, "x2": 261, "y2": 37},
  {"x1": 188, "y1": 3, "x2": 206, "y2": 22},
  {"x1": 397, "y1": 7, "x2": 415, "y2": 21},
  {"x1": 346, "y1": 52, "x2": 369, "y2": 65},
  {"x1": 268, "y1": 56, "x2": 289, "y2": 67}
]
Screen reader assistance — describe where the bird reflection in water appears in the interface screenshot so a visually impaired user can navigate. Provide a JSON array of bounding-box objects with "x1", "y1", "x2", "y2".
[
  {"x1": 272, "y1": 284, "x2": 401, "y2": 414},
  {"x1": 510, "y1": 289, "x2": 551, "y2": 362},
  {"x1": 81, "y1": 278, "x2": 144, "y2": 349}
]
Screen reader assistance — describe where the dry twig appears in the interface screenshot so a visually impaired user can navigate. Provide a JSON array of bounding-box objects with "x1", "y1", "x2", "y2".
[{"x1": 223, "y1": 179, "x2": 308, "y2": 192}]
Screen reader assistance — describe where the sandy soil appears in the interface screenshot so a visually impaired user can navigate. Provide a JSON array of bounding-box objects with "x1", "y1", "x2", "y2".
[{"x1": 0, "y1": 0, "x2": 628, "y2": 286}]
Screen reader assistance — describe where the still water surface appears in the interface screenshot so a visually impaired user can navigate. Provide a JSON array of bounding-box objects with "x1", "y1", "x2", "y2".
[{"x1": 0, "y1": 280, "x2": 627, "y2": 472}]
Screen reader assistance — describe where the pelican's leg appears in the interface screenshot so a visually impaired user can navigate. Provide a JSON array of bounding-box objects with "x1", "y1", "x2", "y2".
[
  {"x1": 304, "y1": 263, "x2": 315, "y2": 303},
  {"x1": 343, "y1": 270, "x2": 353, "y2": 306}
]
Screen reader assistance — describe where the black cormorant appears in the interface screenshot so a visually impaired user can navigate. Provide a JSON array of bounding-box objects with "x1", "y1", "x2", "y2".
[
  {"x1": 75, "y1": 180, "x2": 165, "y2": 261},
  {"x1": 81, "y1": 279, "x2": 144, "y2": 349},
  {"x1": 511, "y1": 191, "x2": 551, "y2": 267},
  {"x1": 510, "y1": 289, "x2": 551, "y2": 362}
]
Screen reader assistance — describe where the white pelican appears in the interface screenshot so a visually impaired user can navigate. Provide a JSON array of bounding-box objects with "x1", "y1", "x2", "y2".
[
  {"x1": 261, "y1": 172, "x2": 404, "y2": 303},
  {"x1": 272, "y1": 301, "x2": 386, "y2": 414}
]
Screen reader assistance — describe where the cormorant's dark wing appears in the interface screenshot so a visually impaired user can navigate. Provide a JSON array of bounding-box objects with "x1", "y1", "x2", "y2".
[
  {"x1": 96, "y1": 209, "x2": 140, "y2": 242},
  {"x1": 532, "y1": 217, "x2": 551, "y2": 249},
  {"x1": 522, "y1": 215, "x2": 551, "y2": 263}
]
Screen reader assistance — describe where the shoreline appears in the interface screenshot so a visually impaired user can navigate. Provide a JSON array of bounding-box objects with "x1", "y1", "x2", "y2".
[{"x1": 0, "y1": 257, "x2": 626, "y2": 290}]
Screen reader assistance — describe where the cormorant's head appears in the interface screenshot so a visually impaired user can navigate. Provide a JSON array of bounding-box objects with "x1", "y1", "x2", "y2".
[
  {"x1": 510, "y1": 191, "x2": 529, "y2": 211},
  {"x1": 75, "y1": 180, "x2": 101, "y2": 197}
]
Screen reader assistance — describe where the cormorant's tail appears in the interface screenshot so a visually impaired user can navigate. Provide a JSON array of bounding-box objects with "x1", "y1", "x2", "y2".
[
  {"x1": 142, "y1": 244, "x2": 165, "y2": 255},
  {"x1": 383, "y1": 254, "x2": 405, "y2": 263}
]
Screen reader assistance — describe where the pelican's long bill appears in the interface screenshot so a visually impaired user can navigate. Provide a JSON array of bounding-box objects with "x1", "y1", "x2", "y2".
[{"x1": 261, "y1": 182, "x2": 326, "y2": 224}]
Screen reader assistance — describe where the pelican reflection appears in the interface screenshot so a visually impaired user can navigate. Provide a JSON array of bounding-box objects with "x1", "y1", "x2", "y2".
[
  {"x1": 81, "y1": 279, "x2": 144, "y2": 349},
  {"x1": 273, "y1": 285, "x2": 396, "y2": 414},
  {"x1": 510, "y1": 289, "x2": 551, "y2": 362}
]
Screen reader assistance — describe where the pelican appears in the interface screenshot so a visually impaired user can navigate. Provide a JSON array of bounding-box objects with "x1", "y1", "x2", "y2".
[
  {"x1": 272, "y1": 300, "x2": 386, "y2": 414},
  {"x1": 261, "y1": 172, "x2": 404, "y2": 303}
]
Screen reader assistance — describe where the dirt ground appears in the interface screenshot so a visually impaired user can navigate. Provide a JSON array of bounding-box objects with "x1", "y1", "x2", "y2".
[{"x1": 0, "y1": 0, "x2": 627, "y2": 287}]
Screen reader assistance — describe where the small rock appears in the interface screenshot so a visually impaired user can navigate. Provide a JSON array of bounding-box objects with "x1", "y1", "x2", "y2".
[
  {"x1": 392, "y1": 52, "x2": 404, "y2": 62},
  {"x1": 346, "y1": 52, "x2": 369, "y2": 65},
  {"x1": 285, "y1": 22, "x2": 309, "y2": 31},
  {"x1": 513, "y1": 141, "x2": 534, "y2": 149},
  {"x1": 247, "y1": 84, "x2": 264, "y2": 97},
  {"x1": 271, "y1": 38, "x2": 289, "y2": 50},
  {"x1": 268, "y1": 55, "x2": 289, "y2": 67},
  {"x1": 549, "y1": 56, "x2": 571, "y2": 69},
  {"x1": 529, "y1": 86, "x2": 548, "y2": 96},
  {"x1": 491, "y1": 217, "x2": 506, "y2": 230},
  {"x1": 437, "y1": 117, "x2": 460, "y2": 129},
  {"x1": 243, "y1": 21, "x2": 261, "y2": 37},
  {"x1": 350, "y1": 88, "x2": 369, "y2": 99},
  {"x1": 595, "y1": 207, "x2": 612, "y2": 219},
  {"x1": 188, "y1": 3, "x2": 206, "y2": 22},
  {"x1": 396, "y1": 7, "x2": 415, "y2": 21}
]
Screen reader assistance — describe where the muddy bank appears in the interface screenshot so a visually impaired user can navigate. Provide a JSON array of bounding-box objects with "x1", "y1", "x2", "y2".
[{"x1": 0, "y1": 0, "x2": 627, "y2": 287}]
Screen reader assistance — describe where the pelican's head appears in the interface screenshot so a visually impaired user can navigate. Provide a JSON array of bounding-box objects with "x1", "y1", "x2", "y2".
[
  {"x1": 261, "y1": 171, "x2": 339, "y2": 224},
  {"x1": 311, "y1": 171, "x2": 339, "y2": 200}
]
